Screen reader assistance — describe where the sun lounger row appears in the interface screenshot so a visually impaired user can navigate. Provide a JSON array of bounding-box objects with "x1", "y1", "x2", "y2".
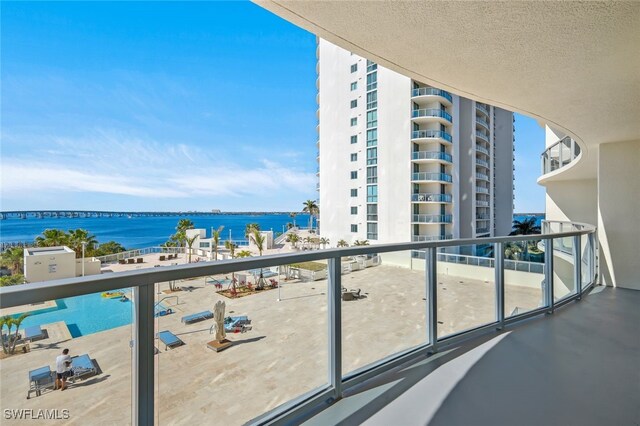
[
  {"x1": 27, "y1": 354, "x2": 97, "y2": 399},
  {"x1": 118, "y1": 258, "x2": 144, "y2": 264},
  {"x1": 158, "y1": 330, "x2": 184, "y2": 350},
  {"x1": 158, "y1": 254, "x2": 178, "y2": 261}
]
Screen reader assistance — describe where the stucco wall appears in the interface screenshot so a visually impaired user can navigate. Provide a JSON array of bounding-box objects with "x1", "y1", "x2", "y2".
[
  {"x1": 75, "y1": 258, "x2": 102, "y2": 276},
  {"x1": 597, "y1": 140, "x2": 640, "y2": 290},
  {"x1": 24, "y1": 250, "x2": 76, "y2": 283}
]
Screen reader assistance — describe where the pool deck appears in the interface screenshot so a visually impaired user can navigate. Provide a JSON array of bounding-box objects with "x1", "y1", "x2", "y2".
[
  {"x1": 2, "y1": 300, "x2": 58, "y2": 317},
  {"x1": 0, "y1": 263, "x2": 541, "y2": 425}
]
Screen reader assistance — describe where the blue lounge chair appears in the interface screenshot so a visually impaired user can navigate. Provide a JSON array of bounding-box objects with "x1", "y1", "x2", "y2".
[
  {"x1": 27, "y1": 366, "x2": 55, "y2": 399},
  {"x1": 181, "y1": 310, "x2": 213, "y2": 324},
  {"x1": 224, "y1": 316, "x2": 251, "y2": 332},
  {"x1": 25, "y1": 325, "x2": 45, "y2": 342},
  {"x1": 158, "y1": 330, "x2": 183, "y2": 350},
  {"x1": 71, "y1": 354, "x2": 97, "y2": 382}
]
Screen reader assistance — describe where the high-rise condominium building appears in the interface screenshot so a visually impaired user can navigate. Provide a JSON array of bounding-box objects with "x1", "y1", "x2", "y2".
[{"x1": 316, "y1": 39, "x2": 515, "y2": 255}]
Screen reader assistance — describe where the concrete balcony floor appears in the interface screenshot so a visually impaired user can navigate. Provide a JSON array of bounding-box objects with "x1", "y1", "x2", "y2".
[{"x1": 303, "y1": 287, "x2": 640, "y2": 426}]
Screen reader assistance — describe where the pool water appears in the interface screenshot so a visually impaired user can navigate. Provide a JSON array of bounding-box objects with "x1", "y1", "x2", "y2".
[{"x1": 17, "y1": 291, "x2": 133, "y2": 337}]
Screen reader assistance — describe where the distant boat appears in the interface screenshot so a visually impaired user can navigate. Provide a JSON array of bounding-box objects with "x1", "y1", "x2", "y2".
[{"x1": 127, "y1": 215, "x2": 132, "y2": 219}]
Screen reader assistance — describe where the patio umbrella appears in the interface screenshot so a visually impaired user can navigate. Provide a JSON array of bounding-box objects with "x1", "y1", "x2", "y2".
[{"x1": 213, "y1": 300, "x2": 226, "y2": 342}]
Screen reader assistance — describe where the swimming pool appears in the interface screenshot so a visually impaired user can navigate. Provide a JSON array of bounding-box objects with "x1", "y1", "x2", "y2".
[{"x1": 16, "y1": 291, "x2": 133, "y2": 338}]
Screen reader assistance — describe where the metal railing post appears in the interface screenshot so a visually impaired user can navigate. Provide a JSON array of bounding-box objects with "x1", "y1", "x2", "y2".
[
  {"x1": 327, "y1": 257, "x2": 342, "y2": 400},
  {"x1": 544, "y1": 238, "x2": 554, "y2": 313},
  {"x1": 133, "y1": 284, "x2": 155, "y2": 425},
  {"x1": 426, "y1": 247, "x2": 438, "y2": 352},
  {"x1": 574, "y1": 235, "x2": 582, "y2": 299},
  {"x1": 494, "y1": 242, "x2": 505, "y2": 329}
]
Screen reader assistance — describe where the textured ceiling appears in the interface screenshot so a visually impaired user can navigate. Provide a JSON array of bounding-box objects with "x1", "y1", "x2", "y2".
[{"x1": 256, "y1": 0, "x2": 640, "y2": 155}]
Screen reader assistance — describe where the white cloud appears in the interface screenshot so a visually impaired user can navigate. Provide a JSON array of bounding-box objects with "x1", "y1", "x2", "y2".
[{"x1": 0, "y1": 131, "x2": 316, "y2": 202}]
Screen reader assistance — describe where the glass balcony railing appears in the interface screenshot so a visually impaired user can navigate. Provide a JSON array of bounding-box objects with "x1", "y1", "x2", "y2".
[
  {"x1": 476, "y1": 214, "x2": 491, "y2": 220},
  {"x1": 412, "y1": 214, "x2": 453, "y2": 223},
  {"x1": 476, "y1": 131, "x2": 489, "y2": 142},
  {"x1": 411, "y1": 193, "x2": 452, "y2": 203},
  {"x1": 476, "y1": 145, "x2": 490, "y2": 156},
  {"x1": 0, "y1": 221, "x2": 597, "y2": 425},
  {"x1": 412, "y1": 108, "x2": 453, "y2": 123},
  {"x1": 541, "y1": 136, "x2": 581, "y2": 175},
  {"x1": 476, "y1": 200, "x2": 490, "y2": 207},
  {"x1": 476, "y1": 227, "x2": 490, "y2": 234},
  {"x1": 411, "y1": 130, "x2": 453, "y2": 142},
  {"x1": 476, "y1": 117, "x2": 490, "y2": 129},
  {"x1": 477, "y1": 172, "x2": 490, "y2": 180},
  {"x1": 412, "y1": 172, "x2": 453, "y2": 182},
  {"x1": 476, "y1": 186, "x2": 490, "y2": 194},
  {"x1": 412, "y1": 151, "x2": 453, "y2": 162},
  {"x1": 412, "y1": 234, "x2": 453, "y2": 242},
  {"x1": 411, "y1": 87, "x2": 453, "y2": 103},
  {"x1": 476, "y1": 159, "x2": 490, "y2": 168},
  {"x1": 476, "y1": 103, "x2": 489, "y2": 115}
]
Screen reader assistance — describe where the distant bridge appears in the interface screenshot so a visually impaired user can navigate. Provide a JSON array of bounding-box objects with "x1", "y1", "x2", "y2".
[{"x1": 0, "y1": 211, "x2": 297, "y2": 220}]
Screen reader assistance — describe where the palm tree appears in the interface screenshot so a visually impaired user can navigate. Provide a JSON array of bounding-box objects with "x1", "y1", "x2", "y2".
[
  {"x1": 337, "y1": 239, "x2": 349, "y2": 247},
  {"x1": 510, "y1": 217, "x2": 541, "y2": 236},
  {"x1": 319, "y1": 237, "x2": 330, "y2": 249},
  {"x1": 0, "y1": 247, "x2": 24, "y2": 274},
  {"x1": 353, "y1": 240, "x2": 370, "y2": 246},
  {"x1": 211, "y1": 226, "x2": 224, "y2": 260},
  {"x1": 510, "y1": 218, "x2": 541, "y2": 261},
  {"x1": 245, "y1": 223, "x2": 260, "y2": 239},
  {"x1": 302, "y1": 200, "x2": 319, "y2": 230},
  {"x1": 236, "y1": 250, "x2": 252, "y2": 258},
  {"x1": 0, "y1": 314, "x2": 29, "y2": 354},
  {"x1": 250, "y1": 230, "x2": 266, "y2": 256},
  {"x1": 185, "y1": 235, "x2": 198, "y2": 263},
  {"x1": 35, "y1": 229, "x2": 68, "y2": 247},
  {"x1": 94, "y1": 241, "x2": 126, "y2": 256},
  {"x1": 66, "y1": 229, "x2": 98, "y2": 258},
  {"x1": 505, "y1": 242, "x2": 523, "y2": 260},
  {"x1": 289, "y1": 212, "x2": 297, "y2": 228},
  {"x1": 176, "y1": 219, "x2": 195, "y2": 233},
  {"x1": 303, "y1": 236, "x2": 313, "y2": 249},
  {"x1": 286, "y1": 233, "x2": 300, "y2": 248}
]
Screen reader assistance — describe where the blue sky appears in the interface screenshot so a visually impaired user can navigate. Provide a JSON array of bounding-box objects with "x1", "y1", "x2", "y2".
[{"x1": 1, "y1": 1, "x2": 544, "y2": 213}]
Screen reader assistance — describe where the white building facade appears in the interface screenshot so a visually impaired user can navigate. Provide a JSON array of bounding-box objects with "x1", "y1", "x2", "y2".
[{"x1": 317, "y1": 39, "x2": 514, "y2": 253}]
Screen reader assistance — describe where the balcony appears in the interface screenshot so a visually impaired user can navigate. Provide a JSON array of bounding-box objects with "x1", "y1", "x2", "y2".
[
  {"x1": 411, "y1": 172, "x2": 453, "y2": 183},
  {"x1": 476, "y1": 200, "x2": 490, "y2": 207},
  {"x1": 541, "y1": 136, "x2": 581, "y2": 175},
  {"x1": 411, "y1": 87, "x2": 453, "y2": 105},
  {"x1": 412, "y1": 234, "x2": 453, "y2": 242},
  {"x1": 476, "y1": 145, "x2": 490, "y2": 156},
  {"x1": 476, "y1": 186, "x2": 489, "y2": 194},
  {"x1": 476, "y1": 172, "x2": 490, "y2": 181},
  {"x1": 476, "y1": 131, "x2": 489, "y2": 142},
  {"x1": 412, "y1": 214, "x2": 453, "y2": 223},
  {"x1": 476, "y1": 214, "x2": 490, "y2": 220},
  {"x1": 0, "y1": 221, "x2": 601, "y2": 424},
  {"x1": 476, "y1": 103, "x2": 490, "y2": 116},
  {"x1": 476, "y1": 158, "x2": 490, "y2": 168},
  {"x1": 476, "y1": 117, "x2": 490, "y2": 130},
  {"x1": 411, "y1": 108, "x2": 452, "y2": 125},
  {"x1": 476, "y1": 227, "x2": 490, "y2": 233},
  {"x1": 411, "y1": 193, "x2": 452, "y2": 203},
  {"x1": 411, "y1": 129, "x2": 453, "y2": 143},
  {"x1": 411, "y1": 151, "x2": 452, "y2": 163}
]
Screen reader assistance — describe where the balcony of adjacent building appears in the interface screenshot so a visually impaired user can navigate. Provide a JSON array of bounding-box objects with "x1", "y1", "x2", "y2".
[
  {"x1": 540, "y1": 136, "x2": 581, "y2": 176},
  {"x1": 411, "y1": 87, "x2": 453, "y2": 107},
  {"x1": 475, "y1": 158, "x2": 490, "y2": 169},
  {"x1": 476, "y1": 144, "x2": 490, "y2": 156},
  {"x1": 412, "y1": 233, "x2": 453, "y2": 242},
  {"x1": 475, "y1": 102, "x2": 490, "y2": 117},
  {"x1": 411, "y1": 193, "x2": 452, "y2": 204},
  {"x1": 476, "y1": 186, "x2": 490, "y2": 194},
  {"x1": 411, "y1": 172, "x2": 453, "y2": 184},
  {"x1": 475, "y1": 116, "x2": 490, "y2": 131},
  {"x1": 411, "y1": 129, "x2": 453, "y2": 145},
  {"x1": 476, "y1": 171, "x2": 490, "y2": 181},
  {"x1": 411, "y1": 150, "x2": 452, "y2": 164},
  {"x1": 476, "y1": 130, "x2": 490, "y2": 143},
  {"x1": 411, "y1": 108, "x2": 453, "y2": 125},
  {"x1": 411, "y1": 214, "x2": 453, "y2": 224}
]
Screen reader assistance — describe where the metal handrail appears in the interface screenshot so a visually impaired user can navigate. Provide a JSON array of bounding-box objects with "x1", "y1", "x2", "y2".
[
  {"x1": 540, "y1": 136, "x2": 581, "y2": 175},
  {"x1": 0, "y1": 221, "x2": 597, "y2": 426},
  {"x1": 411, "y1": 87, "x2": 453, "y2": 103},
  {"x1": 411, "y1": 130, "x2": 453, "y2": 142},
  {"x1": 411, "y1": 108, "x2": 453, "y2": 122}
]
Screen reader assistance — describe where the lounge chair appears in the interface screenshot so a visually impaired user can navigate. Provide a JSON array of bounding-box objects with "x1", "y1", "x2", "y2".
[
  {"x1": 118, "y1": 259, "x2": 126, "y2": 265},
  {"x1": 181, "y1": 310, "x2": 213, "y2": 324},
  {"x1": 224, "y1": 316, "x2": 251, "y2": 333},
  {"x1": 70, "y1": 354, "x2": 97, "y2": 382},
  {"x1": 136, "y1": 258, "x2": 143, "y2": 263},
  {"x1": 158, "y1": 330, "x2": 184, "y2": 350},
  {"x1": 27, "y1": 366, "x2": 55, "y2": 399},
  {"x1": 127, "y1": 258, "x2": 135, "y2": 264},
  {"x1": 159, "y1": 255, "x2": 166, "y2": 261},
  {"x1": 341, "y1": 289, "x2": 361, "y2": 301},
  {"x1": 25, "y1": 325, "x2": 45, "y2": 342}
]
